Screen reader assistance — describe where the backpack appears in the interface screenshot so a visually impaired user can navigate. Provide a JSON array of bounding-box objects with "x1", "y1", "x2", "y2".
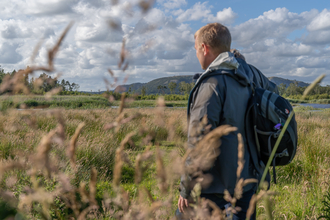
[
  {"x1": 246, "y1": 80, "x2": 298, "y2": 184},
  {"x1": 195, "y1": 66, "x2": 298, "y2": 184}
]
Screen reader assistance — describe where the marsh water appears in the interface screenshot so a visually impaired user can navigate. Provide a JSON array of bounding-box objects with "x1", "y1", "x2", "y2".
[{"x1": 299, "y1": 103, "x2": 330, "y2": 109}]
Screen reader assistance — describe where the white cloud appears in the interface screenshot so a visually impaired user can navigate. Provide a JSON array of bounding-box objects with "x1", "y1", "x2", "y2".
[
  {"x1": 274, "y1": 42, "x2": 313, "y2": 57},
  {"x1": 159, "y1": 0, "x2": 187, "y2": 10},
  {"x1": 75, "y1": 21, "x2": 123, "y2": 42},
  {"x1": 207, "y1": 7, "x2": 237, "y2": 24},
  {"x1": 175, "y1": 2, "x2": 211, "y2": 23},
  {"x1": 26, "y1": 0, "x2": 77, "y2": 16},
  {"x1": 296, "y1": 56, "x2": 330, "y2": 69},
  {"x1": 231, "y1": 8, "x2": 317, "y2": 47},
  {"x1": 0, "y1": 43, "x2": 23, "y2": 64},
  {"x1": 307, "y1": 9, "x2": 330, "y2": 31},
  {"x1": 302, "y1": 30, "x2": 330, "y2": 46}
]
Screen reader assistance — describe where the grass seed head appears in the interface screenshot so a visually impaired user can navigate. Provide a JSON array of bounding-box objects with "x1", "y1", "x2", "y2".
[
  {"x1": 89, "y1": 167, "x2": 98, "y2": 206},
  {"x1": 302, "y1": 74, "x2": 326, "y2": 99},
  {"x1": 67, "y1": 122, "x2": 85, "y2": 168},
  {"x1": 236, "y1": 133, "x2": 245, "y2": 179}
]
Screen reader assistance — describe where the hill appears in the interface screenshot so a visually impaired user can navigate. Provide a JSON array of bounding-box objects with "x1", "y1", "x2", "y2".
[
  {"x1": 118, "y1": 75, "x2": 197, "y2": 94},
  {"x1": 115, "y1": 75, "x2": 310, "y2": 95},
  {"x1": 269, "y1": 77, "x2": 309, "y2": 87}
]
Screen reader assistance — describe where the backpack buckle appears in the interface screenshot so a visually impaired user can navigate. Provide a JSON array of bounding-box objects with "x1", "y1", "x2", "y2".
[
  {"x1": 276, "y1": 149, "x2": 289, "y2": 158},
  {"x1": 273, "y1": 130, "x2": 281, "y2": 138}
]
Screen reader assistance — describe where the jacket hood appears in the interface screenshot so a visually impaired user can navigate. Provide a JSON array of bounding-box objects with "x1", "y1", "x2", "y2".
[{"x1": 197, "y1": 52, "x2": 251, "y2": 87}]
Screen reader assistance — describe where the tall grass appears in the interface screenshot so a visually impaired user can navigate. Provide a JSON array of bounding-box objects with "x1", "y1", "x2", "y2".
[{"x1": 0, "y1": 106, "x2": 329, "y2": 219}]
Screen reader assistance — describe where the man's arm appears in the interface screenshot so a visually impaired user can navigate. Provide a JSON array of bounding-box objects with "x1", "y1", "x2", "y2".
[{"x1": 180, "y1": 76, "x2": 224, "y2": 199}]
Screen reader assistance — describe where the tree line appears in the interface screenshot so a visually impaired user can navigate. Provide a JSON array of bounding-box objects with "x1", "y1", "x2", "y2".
[
  {"x1": 127, "y1": 81, "x2": 330, "y2": 101},
  {"x1": 0, "y1": 66, "x2": 80, "y2": 95},
  {"x1": 279, "y1": 82, "x2": 330, "y2": 100},
  {"x1": 137, "y1": 81, "x2": 196, "y2": 96}
]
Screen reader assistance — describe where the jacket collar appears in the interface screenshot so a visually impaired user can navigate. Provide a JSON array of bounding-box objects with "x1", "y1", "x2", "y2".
[
  {"x1": 196, "y1": 52, "x2": 239, "y2": 84},
  {"x1": 207, "y1": 52, "x2": 240, "y2": 71}
]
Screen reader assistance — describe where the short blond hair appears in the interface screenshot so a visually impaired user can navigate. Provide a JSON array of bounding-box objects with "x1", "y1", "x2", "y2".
[{"x1": 195, "y1": 23, "x2": 231, "y2": 55}]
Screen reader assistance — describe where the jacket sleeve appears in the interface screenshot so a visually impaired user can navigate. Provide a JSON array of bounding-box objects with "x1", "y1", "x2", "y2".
[{"x1": 180, "y1": 76, "x2": 224, "y2": 198}]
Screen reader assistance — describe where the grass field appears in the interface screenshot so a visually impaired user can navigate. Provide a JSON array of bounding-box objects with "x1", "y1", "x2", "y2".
[
  {"x1": 1, "y1": 95, "x2": 330, "y2": 112},
  {"x1": 0, "y1": 95, "x2": 188, "y2": 110},
  {"x1": 0, "y1": 104, "x2": 329, "y2": 219}
]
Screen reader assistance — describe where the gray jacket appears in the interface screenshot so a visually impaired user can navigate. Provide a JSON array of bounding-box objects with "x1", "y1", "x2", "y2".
[{"x1": 180, "y1": 52, "x2": 277, "y2": 198}]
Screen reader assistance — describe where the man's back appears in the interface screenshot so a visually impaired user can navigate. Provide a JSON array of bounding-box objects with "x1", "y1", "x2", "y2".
[
  {"x1": 186, "y1": 52, "x2": 256, "y2": 196},
  {"x1": 177, "y1": 23, "x2": 277, "y2": 220}
]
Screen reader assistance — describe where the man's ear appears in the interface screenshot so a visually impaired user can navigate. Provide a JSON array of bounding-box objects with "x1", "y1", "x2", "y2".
[{"x1": 201, "y1": 43, "x2": 209, "y2": 56}]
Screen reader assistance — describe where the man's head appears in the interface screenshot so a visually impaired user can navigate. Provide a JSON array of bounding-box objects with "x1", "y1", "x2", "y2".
[{"x1": 194, "y1": 23, "x2": 231, "y2": 70}]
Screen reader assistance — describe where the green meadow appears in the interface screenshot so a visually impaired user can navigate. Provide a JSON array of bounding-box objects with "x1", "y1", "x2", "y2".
[{"x1": 0, "y1": 103, "x2": 329, "y2": 219}]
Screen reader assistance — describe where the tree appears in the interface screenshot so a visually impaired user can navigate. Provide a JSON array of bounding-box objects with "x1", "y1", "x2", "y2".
[
  {"x1": 157, "y1": 85, "x2": 162, "y2": 94},
  {"x1": 71, "y1": 83, "x2": 80, "y2": 91},
  {"x1": 286, "y1": 83, "x2": 298, "y2": 96},
  {"x1": 168, "y1": 82, "x2": 177, "y2": 94},
  {"x1": 0, "y1": 65, "x2": 5, "y2": 84},
  {"x1": 61, "y1": 79, "x2": 66, "y2": 91},
  {"x1": 278, "y1": 83, "x2": 287, "y2": 96},
  {"x1": 66, "y1": 81, "x2": 72, "y2": 91},
  {"x1": 141, "y1": 86, "x2": 147, "y2": 96},
  {"x1": 157, "y1": 85, "x2": 167, "y2": 95}
]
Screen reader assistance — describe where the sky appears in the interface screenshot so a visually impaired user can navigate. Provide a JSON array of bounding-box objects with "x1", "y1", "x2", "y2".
[{"x1": 0, "y1": 0, "x2": 330, "y2": 91}]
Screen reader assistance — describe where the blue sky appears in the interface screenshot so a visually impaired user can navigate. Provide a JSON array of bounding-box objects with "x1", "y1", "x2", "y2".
[{"x1": 0, "y1": 0, "x2": 330, "y2": 90}]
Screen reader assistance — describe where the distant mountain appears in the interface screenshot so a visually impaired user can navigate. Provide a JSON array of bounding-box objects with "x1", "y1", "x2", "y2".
[
  {"x1": 115, "y1": 82, "x2": 146, "y2": 93},
  {"x1": 269, "y1": 77, "x2": 309, "y2": 88},
  {"x1": 117, "y1": 75, "x2": 197, "y2": 94},
  {"x1": 115, "y1": 75, "x2": 310, "y2": 95}
]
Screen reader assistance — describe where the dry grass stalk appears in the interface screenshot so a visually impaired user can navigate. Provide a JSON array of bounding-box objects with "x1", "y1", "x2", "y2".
[
  {"x1": 77, "y1": 205, "x2": 98, "y2": 220},
  {"x1": 35, "y1": 129, "x2": 57, "y2": 178},
  {"x1": 135, "y1": 147, "x2": 153, "y2": 184},
  {"x1": 119, "y1": 92, "x2": 126, "y2": 115},
  {"x1": 123, "y1": 62, "x2": 129, "y2": 72},
  {"x1": 89, "y1": 167, "x2": 98, "y2": 206},
  {"x1": 156, "y1": 146, "x2": 167, "y2": 194},
  {"x1": 139, "y1": 0, "x2": 154, "y2": 13},
  {"x1": 246, "y1": 194, "x2": 257, "y2": 219},
  {"x1": 54, "y1": 111, "x2": 66, "y2": 146},
  {"x1": 236, "y1": 133, "x2": 245, "y2": 179},
  {"x1": 113, "y1": 148, "x2": 125, "y2": 187},
  {"x1": 67, "y1": 122, "x2": 85, "y2": 168},
  {"x1": 154, "y1": 97, "x2": 166, "y2": 127},
  {"x1": 0, "y1": 69, "x2": 30, "y2": 94},
  {"x1": 302, "y1": 74, "x2": 326, "y2": 99},
  {"x1": 58, "y1": 173, "x2": 73, "y2": 193},
  {"x1": 30, "y1": 39, "x2": 44, "y2": 63},
  {"x1": 111, "y1": 0, "x2": 119, "y2": 5},
  {"x1": 18, "y1": 187, "x2": 57, "y2": 219},
  {"x1": 0, "y1": 160, "x2": 25, "y2": 181},
  {"x1": 113, "y1": 132, "x2": 136, "y2": 187},
  {"x1": 204, "y1": 199, "x2": 225, "y2": 219},
  {"x1": 118, "y1": 38, "x2": 127, "y2": 69},
  {"x1": 108, "y1": 68, "x2": 115, "y2": 77},
  {"x1": 184, "y1": 125, "x2": 237, "y2": 174},
  {"x1": 108, "y1": 19, "x2": 121, "y2": 30},
  {"x1": 104, "y1": 111, "x2": 141, "y2": 131},
  {"x1": 79, "y1": 182, "x2": 90, "y2": 203},
  {"x1": 45, "y1": 87, "x2": 62, "y2": 100},
  {"x1": 48, "y1": 21, "x2": 74, "y2": 70}
]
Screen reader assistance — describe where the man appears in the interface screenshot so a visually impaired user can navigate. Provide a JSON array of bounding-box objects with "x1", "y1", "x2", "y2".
[{"x1": 176, "y1": 23, "x2": 277, "y2": 219}]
